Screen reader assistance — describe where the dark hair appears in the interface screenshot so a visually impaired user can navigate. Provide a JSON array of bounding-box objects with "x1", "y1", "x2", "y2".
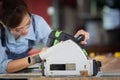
[{"x1": 0, "y1": 0, "x2": 29, "y2": 29}]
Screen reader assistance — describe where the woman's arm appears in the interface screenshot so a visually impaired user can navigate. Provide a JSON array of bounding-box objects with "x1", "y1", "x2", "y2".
[
  {"x1": 6, "y1": 56, "x2": 32, "y2": 73},
  {"x1": 6, "y1": 47, "x2": 47, "y2": 73}
]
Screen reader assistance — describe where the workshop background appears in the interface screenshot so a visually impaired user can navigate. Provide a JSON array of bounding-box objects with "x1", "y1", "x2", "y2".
[{"x1": 24, "y1": 0, "x2": 120, "y2": 72}]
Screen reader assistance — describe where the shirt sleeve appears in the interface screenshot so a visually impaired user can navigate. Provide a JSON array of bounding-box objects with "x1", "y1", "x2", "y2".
[
  {"x1": 0, "y1": 37, "x2": 12, "y2": 74},
  {"x1": 32, "y1": 14, "x2": 51, "y2": 46}
]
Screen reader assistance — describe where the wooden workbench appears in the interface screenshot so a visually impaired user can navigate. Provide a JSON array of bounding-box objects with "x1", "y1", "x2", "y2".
[
  {"x1": 0, "y1": 72, "x2": 120, "y2": 80},
  {"x1": 30, "y1": 77, "x2": 120, "y2": 80}
]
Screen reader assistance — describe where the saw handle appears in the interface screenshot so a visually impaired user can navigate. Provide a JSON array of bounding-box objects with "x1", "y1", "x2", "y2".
[
  {"x1": 76, "y1": 34, "x2": 85, "y2": 43},
  {"x1": 46, "y1": 31, "x2": 85, "y2": 47}
]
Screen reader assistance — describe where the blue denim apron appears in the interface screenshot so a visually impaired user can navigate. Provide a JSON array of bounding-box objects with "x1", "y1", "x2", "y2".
[{"x1": 5, "y1": 40, "x2": 35, "y2": 60}]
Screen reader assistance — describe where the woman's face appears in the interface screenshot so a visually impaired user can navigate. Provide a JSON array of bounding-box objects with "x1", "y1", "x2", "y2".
[{"x1": 10, "y1": 14, "x2": 31, "y2": 36}]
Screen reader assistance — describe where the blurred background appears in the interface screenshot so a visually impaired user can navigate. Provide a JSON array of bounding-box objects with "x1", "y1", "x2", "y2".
[{"x1": 24, "y1": 0, "x2": 120, "y2": 56}]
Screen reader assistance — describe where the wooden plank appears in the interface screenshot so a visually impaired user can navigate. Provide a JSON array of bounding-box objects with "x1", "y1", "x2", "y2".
[{"x1": 30, "y1": 77, "x2": 120, "y2": 80}]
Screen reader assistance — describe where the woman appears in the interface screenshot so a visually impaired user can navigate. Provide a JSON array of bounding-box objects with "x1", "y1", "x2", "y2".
[{"x1": 0, "y1": 0, "x2": 89, "y2": 73}]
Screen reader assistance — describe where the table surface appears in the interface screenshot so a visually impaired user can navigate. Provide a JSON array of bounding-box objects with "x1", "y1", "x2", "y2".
[{"x1": 0, "y1": 72, "x2": 120, "y2": 78}]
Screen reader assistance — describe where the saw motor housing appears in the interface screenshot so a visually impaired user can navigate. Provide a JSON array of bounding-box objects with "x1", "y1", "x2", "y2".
[
  {"x1": 40, "y1": 31, "x2": 101, "y2": 76},
  {"x1": 40, "y1": 41, "x2": 101, "y2": 76}
]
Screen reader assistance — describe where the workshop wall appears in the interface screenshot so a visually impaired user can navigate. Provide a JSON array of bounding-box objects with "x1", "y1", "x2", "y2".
[{"x1": 24, "y1": 0, "x2": 120, "y2": 53}]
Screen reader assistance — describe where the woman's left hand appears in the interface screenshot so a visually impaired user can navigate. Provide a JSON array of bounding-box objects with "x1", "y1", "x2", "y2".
[{"x1": 74, "y1": 29, "x2": 90, "y2": 45}]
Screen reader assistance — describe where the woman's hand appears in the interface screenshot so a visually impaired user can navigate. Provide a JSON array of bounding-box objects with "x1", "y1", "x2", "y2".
[
  {"x1": 74, "y1": 29, "x2": 90, "y2": 45},
  {"x1": 40, "y1": 47, "x2": 48, "y2": 54}
]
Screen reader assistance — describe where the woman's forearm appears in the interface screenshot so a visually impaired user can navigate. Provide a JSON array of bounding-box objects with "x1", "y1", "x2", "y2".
[
  {"x1": 6, "y1": 47, "x2": 47, "y2": 73},
  {"x1": 6, "y1": 56, "x2": 34, "y2": 73}
]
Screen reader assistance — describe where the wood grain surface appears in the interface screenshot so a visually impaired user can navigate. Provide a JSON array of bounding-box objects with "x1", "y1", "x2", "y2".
[{"x1": 30, "y1": 77, "x2": 120, "y2": 80}]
